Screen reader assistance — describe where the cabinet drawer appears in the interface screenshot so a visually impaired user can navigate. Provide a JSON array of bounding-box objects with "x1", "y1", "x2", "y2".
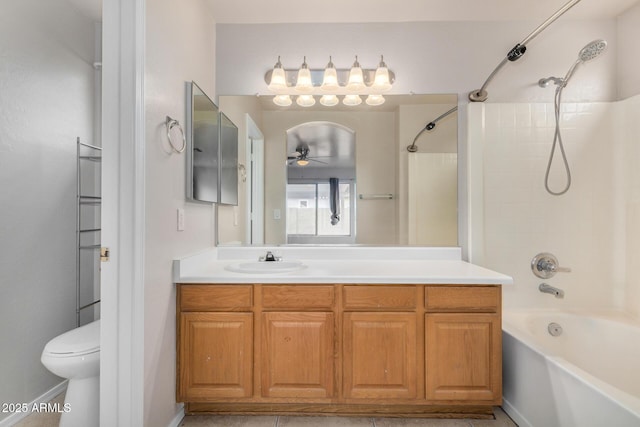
[
  {"x1": 343, "y1": 285, "x2": 417, "y2": 310},
  {"x1": 180, "y1": 285, "x2": 252, "y2": 311},
  {"x1": 425, "y1": 286, "x2": 499, "y2": 313},
  {"x1": 262, "y1": 285, "x2": 334, "y2": 309}
]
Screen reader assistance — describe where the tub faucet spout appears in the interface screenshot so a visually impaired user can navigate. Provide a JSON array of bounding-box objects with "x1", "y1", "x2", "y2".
[{"x1": 539, "y1": 283, "x2": 564, "y2": 298}]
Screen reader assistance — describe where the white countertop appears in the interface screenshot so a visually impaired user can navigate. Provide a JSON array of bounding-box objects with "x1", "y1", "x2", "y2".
[{"x1": 173, "y1": 247, "x2": 513, "y2": 285}]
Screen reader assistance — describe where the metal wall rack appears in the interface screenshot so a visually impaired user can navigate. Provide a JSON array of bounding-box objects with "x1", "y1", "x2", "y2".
[{"x1": 77, "y1": 137, "x2": 102, "y2": 326}]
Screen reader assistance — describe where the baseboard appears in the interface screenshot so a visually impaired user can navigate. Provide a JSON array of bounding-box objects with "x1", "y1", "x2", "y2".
[
  {"x1": 502, "y1": 397, "x2": 532, "y2": 427},
  {"x1": 0, "y1": 380, "x2": 68, "y2": 427},
  {"x1": 167, "y1": 403, "x2": 185, "y2": 427}
]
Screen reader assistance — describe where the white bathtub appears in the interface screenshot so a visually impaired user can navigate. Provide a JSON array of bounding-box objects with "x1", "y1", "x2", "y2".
[{"x1": 502, "y1": 309, "x2": 640, "y2": 427}]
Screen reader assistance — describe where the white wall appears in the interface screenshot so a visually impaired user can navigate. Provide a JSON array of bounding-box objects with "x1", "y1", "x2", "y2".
[
  {"x1": 216, "y1": 20, "x2": 617, "y2": 102},
  {"x1": 617, "y1": 2, "x2": 640, "y2": 99},
  {"x1": 0, "y1": 0, "x2": 96, "y2": 423},
  {"x1": 143, "y1": 0, "x2": 216, "y2": 425},
  {"x1": 615, "y1": 95, "x2": 640, "y2": 316}
]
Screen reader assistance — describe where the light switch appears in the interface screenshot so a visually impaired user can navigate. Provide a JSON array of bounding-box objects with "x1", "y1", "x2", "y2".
[
  {"x1": 177, "y1": 208, "x2": 185, "y2": 231},
  {"x1": 273, "y1": 209, "x2": 281, "y2": 220}
]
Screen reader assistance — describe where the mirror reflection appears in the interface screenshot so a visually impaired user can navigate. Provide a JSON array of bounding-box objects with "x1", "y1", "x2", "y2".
[
  {"x1": 217, "y1": 94, "x2": 458, "y2": 247},
  {"x1": 219, "y1": 112, "x2": 239, "y2": 206},
  {"x1": 286, "y1": 122, "x2": 356, "y2": 244},
  {"x1": 187, "y1": 82, "x2": 219, "y2": 204}
]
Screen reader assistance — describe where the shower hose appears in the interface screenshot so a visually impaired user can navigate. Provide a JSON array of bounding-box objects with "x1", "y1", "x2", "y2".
[{"x1": 545, "y1": 84, "x2": 572, "y2": 196}]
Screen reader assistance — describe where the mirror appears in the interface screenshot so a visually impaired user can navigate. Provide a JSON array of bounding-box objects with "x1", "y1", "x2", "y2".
[
  {"x1": 217, "y1": 94, "x2": 458, "y2": 246},
  {"x1": 286, "y1": 122, "x2": 357, "y2": 244},
  {"x1": 186, "y1": 81, "x2": 219, "y2": 204},
  {"x1": 219, "y1": 112, "x2": 239, "y2": 206}
]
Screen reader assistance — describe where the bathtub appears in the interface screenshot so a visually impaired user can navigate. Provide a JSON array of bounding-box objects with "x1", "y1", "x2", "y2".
[{"x1": 502, "y1": 309, "x2": 640, "y2": 427}]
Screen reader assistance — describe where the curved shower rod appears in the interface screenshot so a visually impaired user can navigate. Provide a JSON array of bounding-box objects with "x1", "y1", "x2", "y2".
[
  {"x1": 407, "y1": 106, "x2": 458, "y2": 153},
  {"x1": 468, "y1": 0, "x2": 583, "y2": 102}
]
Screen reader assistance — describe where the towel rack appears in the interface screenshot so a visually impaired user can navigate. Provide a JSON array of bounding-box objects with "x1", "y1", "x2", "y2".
[
  {"x1": 166, "y1": 115, "x2": 186, "y2": 153},
  {"x1": 358, "y1": 193, "x2": 394, "y2": 200},
  {"x1": 77, "y1": 137, "x2": 102, "y2": 326}
]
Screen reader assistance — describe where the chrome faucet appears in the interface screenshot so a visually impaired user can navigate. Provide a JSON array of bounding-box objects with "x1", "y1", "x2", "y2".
[
  {"x1": 539, "y1": 283, "x2": 564, "y2": 298},
  {"x1": 531, "y1": 252, "x2": 571, "y2": 279},
  {"x1": 259, "y1": 251, "x2": 281, "y2": 262}
]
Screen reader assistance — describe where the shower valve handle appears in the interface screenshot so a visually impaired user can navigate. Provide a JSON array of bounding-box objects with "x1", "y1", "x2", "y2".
[{"x1": 531, "y1": 252, "x2": 571, "y2": 279}]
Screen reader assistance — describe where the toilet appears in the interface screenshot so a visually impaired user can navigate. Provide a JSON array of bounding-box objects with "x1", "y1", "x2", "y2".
[{"x1": 41, "y1": 319, "x2": 100, "y2": 427}]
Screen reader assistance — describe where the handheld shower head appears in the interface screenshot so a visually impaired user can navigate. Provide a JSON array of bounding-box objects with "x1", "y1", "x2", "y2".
[
  {"x1": 578, "y1": 39, "x2": 607, "y2": 62},
  {"x1": 562, "y1": 39, "x2": 607, "y2": 86}
]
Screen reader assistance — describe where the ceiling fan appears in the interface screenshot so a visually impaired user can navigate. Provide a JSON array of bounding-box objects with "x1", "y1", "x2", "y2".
[{"x1": 287, "y1": 146, "x2": 329, "y2": 166}]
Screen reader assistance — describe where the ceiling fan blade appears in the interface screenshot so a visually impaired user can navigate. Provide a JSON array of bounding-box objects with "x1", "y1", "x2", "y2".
[{"x1": 308, "y1": 158, "x2": 328, "y2": 164}]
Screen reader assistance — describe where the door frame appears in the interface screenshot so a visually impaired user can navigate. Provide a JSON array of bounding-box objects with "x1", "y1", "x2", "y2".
[
  {"x1": 101, "y1": 0, "x2": 145, "y2": 425},
  {"x1": 245, "y1": 114, "x2": 265, "y2": 245}
]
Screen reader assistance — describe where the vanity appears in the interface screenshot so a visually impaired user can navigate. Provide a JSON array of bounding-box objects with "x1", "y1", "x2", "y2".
[{"x1": 173, "y1": 247, "x2": 512, "y2": 418}]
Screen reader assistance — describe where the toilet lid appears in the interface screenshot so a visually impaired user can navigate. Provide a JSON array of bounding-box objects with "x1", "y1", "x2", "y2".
[{"x1": 43, "y1": 320, "x2": 100, "y2": 356}]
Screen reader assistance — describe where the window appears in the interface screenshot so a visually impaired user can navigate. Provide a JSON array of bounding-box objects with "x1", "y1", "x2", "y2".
[{"x1": 286, "y1": 181, "x2": 355, "y2": 244}]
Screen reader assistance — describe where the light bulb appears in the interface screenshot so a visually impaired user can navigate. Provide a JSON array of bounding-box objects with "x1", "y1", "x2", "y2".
[
  {"x1": 343, "y1": 94, "x2": 362, "y2": 106},
  {"x1": 320, "y1": 94, "x2": 339, "y2": 107},
  {"x1": 267, "y1": 56, "x2": 287, "y2": 92},
  {"x1": 296, "y1": 94, "x2": 316, "y2": 107},
  {"x1": 296, "y1": 159, "x2": 310, "y2": 166},
  {"x1": 295, "y1": 56, "x2": 313, "y2": 93},
  {"x1": 346, "y1": 56, "x2": 365, "y2": 92},
  {"x1": 372, "y1": 55, "x2": 392, "y2": 92},
  {"x1": 321, "y1": 56, "x2": 339, "y2": 92},
  {"x1": 365, "y1": 94, "x2": 385, "y2": 106},
  {"x1": 273, "y1": 94, "x2": 292, "y2": 107}
]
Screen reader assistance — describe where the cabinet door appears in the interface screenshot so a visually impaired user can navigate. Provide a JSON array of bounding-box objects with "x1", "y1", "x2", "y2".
[
  {"x1": 425, "y1": 313, "x2": 501, "y2": 403},
  {"x1": 343, "y1": 312, "x2": 417, "y2": 399},
  {"x1": 179, "y1": 312, "x2": 253, "y2": 400},
  {"x1": 262, "y1": 312, "x2": 334, "y2": 399}
]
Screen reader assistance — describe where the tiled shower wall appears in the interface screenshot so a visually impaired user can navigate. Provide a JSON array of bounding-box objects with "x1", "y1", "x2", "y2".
[
  {"x1": 616, "y1": 95, "x2": 640, "y2": 317},
  {"x1": 470, "y1": 95, "x2": 640, "y2": 316}
]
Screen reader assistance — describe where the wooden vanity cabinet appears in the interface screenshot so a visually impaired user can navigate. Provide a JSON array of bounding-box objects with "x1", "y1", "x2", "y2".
[
  {"x1": 177, "y1": 283, "x2": 502, "y2": 417},
  {"x1": 260, "y1": 285, "x2": 335, "y2": 399},
  {"x1": 425, "y1": 287, "x2": 502, "y2": 403},
  {"x1": 179, "y1": 312, "x2": 253, "y2": 399},
  {"x1": 177, "y1": 285, "x2": 254, "y2": 401},
  {"x1": 342, "y1": 285, "x2": 418, "y2": 400}
]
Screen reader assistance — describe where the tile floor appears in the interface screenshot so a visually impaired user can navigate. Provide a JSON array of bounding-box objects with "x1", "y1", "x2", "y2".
[
  {"x1": 11, "y1": 393, "x2": 64, "y2": 427},
  {"x1": 12, "y1": 394, "x2": 517, "y2": 427},
  {"x1": 179, "y1": 407, "x2": 518, "y2": 427}
]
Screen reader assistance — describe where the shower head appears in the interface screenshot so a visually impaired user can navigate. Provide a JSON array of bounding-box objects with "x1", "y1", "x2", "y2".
[
  {"x1": 578, "y1": 39, "x2": 607, "y2": 62},
  {"x1": 539, "y1": 39, "x2": 608, "y2": 90},
  {"x1": 562, "y1": 39, "x2": 607, "y2": 86}
]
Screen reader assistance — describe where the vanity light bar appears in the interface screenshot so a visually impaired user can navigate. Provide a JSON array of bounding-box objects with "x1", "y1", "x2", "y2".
[
  {"x1": 264, "y1": 68, "x2": 396, "y2": 91},
  {"x1": 266, "y1": 56, "x2": 395, "y2": 107}
]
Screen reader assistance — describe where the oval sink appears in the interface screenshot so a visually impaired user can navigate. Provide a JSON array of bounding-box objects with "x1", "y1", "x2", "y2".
[{"x1": 225, "y1": 260, "x2": 306, "y2": 274}]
